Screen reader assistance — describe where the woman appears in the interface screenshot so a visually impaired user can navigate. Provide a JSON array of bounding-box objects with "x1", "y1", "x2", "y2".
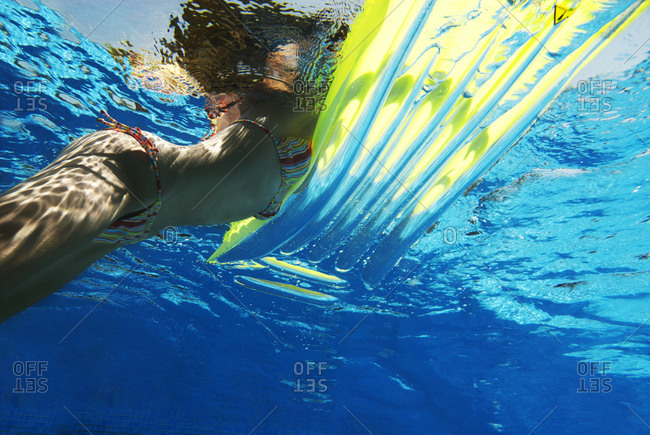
[
  {"x1": 0, "y1": 0, "x2": 347, "y2": 322},
  {"x1": 0, "y1": 82, "x2": 318, "y2": 322}
]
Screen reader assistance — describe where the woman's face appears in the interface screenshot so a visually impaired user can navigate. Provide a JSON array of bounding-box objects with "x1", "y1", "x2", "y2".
[
  {"x1": 262, "y1": 44, "x2": 299, "y2": 93},
  {"x1": 206, "y1": 44, "x2": 301, "y2": 132}
]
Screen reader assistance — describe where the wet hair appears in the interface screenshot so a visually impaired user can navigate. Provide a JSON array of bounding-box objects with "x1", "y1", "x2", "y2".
[
  {"x1": 117, "y1": 0, "x2": 355, "y2": 127},
  {"x1": 155, "y1": 0, "x2": 351, "y2": 95}
]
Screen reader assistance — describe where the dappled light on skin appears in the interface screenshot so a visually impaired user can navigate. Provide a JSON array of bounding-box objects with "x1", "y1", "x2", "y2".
[
  {"x1": 0, "y1": 130, "x2": 164, "y2": 321},
  {"x1": 0, "y1": 131, "x2": 151, "y2": 268},
  {"x1": 0, "y1": 80, "x2": 311, "y2": 320},
  {"x1": 0, "y1": 0, "x2": 337, "y2": 324}
]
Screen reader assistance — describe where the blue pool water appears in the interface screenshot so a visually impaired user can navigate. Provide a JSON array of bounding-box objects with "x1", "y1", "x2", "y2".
[{"x1": 1, "y1": 0, "x2": 649, "y2": 433}]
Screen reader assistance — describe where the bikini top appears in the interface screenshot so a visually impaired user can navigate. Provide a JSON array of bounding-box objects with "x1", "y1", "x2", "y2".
[
  {"x1": 94, "y1": 112, "x2": 162, "y2": 245},
  {"x1": 230, "y1": 118, "x2": 312, "y2": 220},
  {"x1": 94, "y1": 113, "x2": 312, "y2": 245}
]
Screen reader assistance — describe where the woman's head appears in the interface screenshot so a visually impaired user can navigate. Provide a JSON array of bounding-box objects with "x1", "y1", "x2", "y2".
[
  {"x1": 157, "y1": 0, "x2": 347, "y2": 91},
  {"x1": 123, "y1": 0, "x2": 354, "y2": 128},
  {"x1": 151, "y1": 0, "x2": 350, "y2": 90}
]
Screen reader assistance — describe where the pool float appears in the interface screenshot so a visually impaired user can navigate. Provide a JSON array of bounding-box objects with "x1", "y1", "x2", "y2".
[{"x1": 208, "y1": 0, "x2": 648, "y2": 287}]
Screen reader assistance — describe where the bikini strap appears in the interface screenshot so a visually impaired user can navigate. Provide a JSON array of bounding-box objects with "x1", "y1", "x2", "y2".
[
  {"x1": 97, "y1": 110, "x2": 162, "y2": 205},
  {"x1": 202, "y1": 99, "x2": 234, "y2": 141},
  {"x1": 231, "y1": 118, "x2": 278, "y2": 143}
]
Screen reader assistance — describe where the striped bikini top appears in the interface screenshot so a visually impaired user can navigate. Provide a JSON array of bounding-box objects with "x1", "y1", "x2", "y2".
[
  {"x1": 231, "y1": 118, "x2": 312, "y2": 220},
  {"x1": 94, "y1": 114, "x2": 311, "y2": 245}
]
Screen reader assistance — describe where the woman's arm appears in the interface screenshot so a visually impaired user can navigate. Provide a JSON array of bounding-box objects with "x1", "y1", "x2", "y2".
[
  {"x1": 0, "y1": 240, "x2": 118, "y2": 323},
  {"x1": 0, "y1": 99, "x2": 315, "y2": 322},
  {"x1": 0, "y1": 131, "x2": 154, "y2": 321}
]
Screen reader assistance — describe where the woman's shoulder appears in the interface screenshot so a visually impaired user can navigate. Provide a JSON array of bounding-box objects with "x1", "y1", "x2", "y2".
[
  {"x1": 49, "y1": 130, "x2": 180, "y2": 179},
  {"x1": 59, "y1": 129, "x2": 172, "y2": 156},
  {"x1": 54, "y1": 130, "x2": 136, "y2": 162}
]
